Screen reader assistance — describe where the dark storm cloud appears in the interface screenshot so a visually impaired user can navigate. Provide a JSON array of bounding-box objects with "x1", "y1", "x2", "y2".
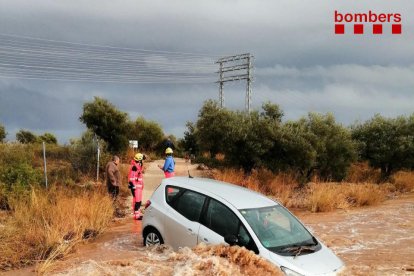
[
  {"x1": 0, "y1": 81, "x2": 85, "y2": 142},
  {"x1": 83, "y1": 83, "x2": 217, "y2": 133},
  {"x1": 0, "y1": 0, "x2": 413, "y2": 142},
  {"x1": 253, "y1": 64, "x2": 414, "y2": 124}
]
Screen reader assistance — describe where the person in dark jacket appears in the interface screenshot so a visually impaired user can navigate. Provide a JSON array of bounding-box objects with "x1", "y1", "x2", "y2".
[
  {"x1": 105, "y1": 155, "x2": 121, "y2": 199},
  {"x1": 164, "y1": 137, "x2": 175, "y2": 150}
]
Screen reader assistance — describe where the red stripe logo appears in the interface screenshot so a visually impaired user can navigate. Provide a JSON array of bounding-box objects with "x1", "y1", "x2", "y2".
[{"x1": 334, "y1": 10, "x2": 402, "y2": 35}]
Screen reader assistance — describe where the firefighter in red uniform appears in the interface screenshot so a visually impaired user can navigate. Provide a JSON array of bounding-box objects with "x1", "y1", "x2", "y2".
[{"x1": 128, "y1": 153, "x2": 145, "y2": 220}]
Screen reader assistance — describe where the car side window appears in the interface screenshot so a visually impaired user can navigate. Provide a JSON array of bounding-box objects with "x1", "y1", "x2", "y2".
[
  {"x1": 165, "y1": 186, "x2": 182, "y2": 204},
  {"x1": 173, "y1": 190, "x2": 206, "y2": 222},
  {"x1": 202, "y1": 198, "x2": 259, "y2": 254},
  {"x1": 203, "y1": 198, "x2": 239, "y2": 237}
]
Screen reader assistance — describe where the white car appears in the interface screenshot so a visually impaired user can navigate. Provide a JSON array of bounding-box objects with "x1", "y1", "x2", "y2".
[{"x1": 142, "y1": 177, "x2": 345, "y2": 276}]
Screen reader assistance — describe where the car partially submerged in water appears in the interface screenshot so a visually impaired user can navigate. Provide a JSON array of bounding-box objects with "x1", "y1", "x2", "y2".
[{"x1": 142, "y1": 177, "x2": 345, "y2": 276}]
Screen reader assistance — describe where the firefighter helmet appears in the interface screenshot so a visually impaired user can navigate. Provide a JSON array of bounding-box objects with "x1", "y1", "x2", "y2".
[{"x1": 134, "y1": 153, "x2": 144, "y2": 161}]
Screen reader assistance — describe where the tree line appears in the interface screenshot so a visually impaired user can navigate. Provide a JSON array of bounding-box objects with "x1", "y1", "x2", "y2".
[
  {"x1": 181, "y1": 100, "x2": 414, "y2": 181},
  {"x1": 0, "y1": 127, "x2": 58, "y2": 144},
  {"x1": 79, "y1": 97, "x2": 172, "y2": 153},
  {"x1": 1, "y1": 97, "x2": 413, "y2": 181}
]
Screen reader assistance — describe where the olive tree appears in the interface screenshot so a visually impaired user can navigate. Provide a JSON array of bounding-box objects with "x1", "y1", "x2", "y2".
[
  {"x1": 38, "y1": 132, "x2": 58, "y2": 144},
  {"x1": 352, "y1": 114, "x2": 414, "y2": 179},
  {"x1": 180, "y1": 122, "x2": 199, "y2": 155},
  {"x1": 296, "y1": 113, "x2": 357, "y2": 181},
  {"x1": 195, "y1": 100, "x2": 234, "y2": 156},
  {"x1": 16, "y1": 129, "x2": 38, "y2": 144},
  {"x1": 128, "y1": 116, "x2": 164, "y2": 151},
  {"x1": 80, "y1": 97, "x2": 129, "y2": 153}
]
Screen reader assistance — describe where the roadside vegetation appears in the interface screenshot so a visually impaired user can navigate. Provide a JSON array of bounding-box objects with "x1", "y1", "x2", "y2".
[
  {"x1": 0, "y1": 97, "x2": 412, "y2": 271},
  {"x1": 183, "y1": 100, "x2": 413, "y2": 212},
  {"x1": 0, "y1": 98, "x2": 177, "y2": 271},
  {"x1": 211, "y1": 166, "x2": 414, "y2": 212},
  {"x1": 80, "y1": 97, "x2": 181, "y2": 156},
  {"x1": 0, "y1": 187, "x2": 113, "y2": 272},
  {"x1": 0, "y1": 142, "x2": 115, "y2": 271}
]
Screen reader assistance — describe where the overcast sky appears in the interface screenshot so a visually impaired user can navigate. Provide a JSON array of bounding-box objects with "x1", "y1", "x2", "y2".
[{"x1": 0, "y1": 0, "x2": 413, "y2": 144}]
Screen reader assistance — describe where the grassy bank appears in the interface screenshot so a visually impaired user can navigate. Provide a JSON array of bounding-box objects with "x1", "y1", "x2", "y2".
[
  {"x1": 0, "y1": 143, "x2": 141, "y2": 272},
  {"x1": 0, "y1": 185, "x2": 114, "y2": 272},
  {"x1": 212, "y1": 168, "x2": 414, "y2": 212}
]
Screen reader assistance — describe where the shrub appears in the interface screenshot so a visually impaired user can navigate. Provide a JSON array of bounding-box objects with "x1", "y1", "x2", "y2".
[
  {"x1": 212, "y1": 168, "x2": 388, "y2": 213},
  {"x1": 0, "y1": 123, "x2": 6, "y2": 142},
  {"x1": 391, "y1": 171, "x2": 414, "y2": 192},
  {"x1": 0, "y1": 144, "x2": 34, "y2": 166},
  {"x1": 0, "y1": 163, "x2": 42, "y2": 188},
  {"x1": 193, "y1": 155, "x2": 226, "y2": 169},
  {"x1": 305, "y1": 182, "x2": 386, "y2": 212},
  {"x1": 212, "y1": 168, "x2": 300, "y2": 206},
  {"x1": 345, "y1": 162, "x2": 382, "y2": 183},
  {"x1": 212, "y1": 168, "x2": 246, "y2": 188},
  {"x1": 266, "y1": 172, "x2": 300, "y2": 207},
  {"x1": 0, "y1": 186, "x2": 114, "y2": 270},
  {"x1": 69, "y1": 131, "x2": 112, "y2": 179}
]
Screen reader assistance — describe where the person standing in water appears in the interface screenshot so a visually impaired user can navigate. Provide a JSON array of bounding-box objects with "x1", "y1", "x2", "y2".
[{"x1": 128, "y1": 153, "x2": 145, "y2": 220}]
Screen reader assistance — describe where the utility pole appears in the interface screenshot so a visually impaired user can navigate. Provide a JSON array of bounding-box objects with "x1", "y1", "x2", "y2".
[
  {"x1": 246, "y1": 55, "x2": 252, "y2": 112},
  {"x1": 216, "y1": 53, "x2": 253, "y2": 112},
  {"x1": 219, "y1": 61, "x2": 224, "y2": 108}
]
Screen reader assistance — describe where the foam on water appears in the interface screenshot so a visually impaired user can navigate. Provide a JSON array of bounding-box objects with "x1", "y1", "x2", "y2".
[{"x1": 56, "y1": 244, "x2": 283, "y2": 276}]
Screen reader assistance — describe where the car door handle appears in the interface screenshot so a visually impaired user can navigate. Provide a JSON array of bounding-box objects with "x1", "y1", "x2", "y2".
[
  {"x1": 203, "y1": 237, "x2": 209, "y2": 242},
  {"x1": 187, "y1": 228, "x2": 194, "y2": 234}
]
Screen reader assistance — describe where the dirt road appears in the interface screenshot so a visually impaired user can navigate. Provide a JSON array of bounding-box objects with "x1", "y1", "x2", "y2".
[{"x1": 4, "y1": 159, "x2": 414, "y2": 275}]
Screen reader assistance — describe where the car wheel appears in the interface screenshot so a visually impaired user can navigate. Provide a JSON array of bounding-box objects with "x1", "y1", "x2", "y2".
[{"x1": 144, "y1": 228, "x2": 164, "y2": 246}]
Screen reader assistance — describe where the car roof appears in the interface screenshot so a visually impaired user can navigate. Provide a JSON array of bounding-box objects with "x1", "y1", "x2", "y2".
[{"x1": 161, "y1": 177, "x2": 278, "y2": 209}]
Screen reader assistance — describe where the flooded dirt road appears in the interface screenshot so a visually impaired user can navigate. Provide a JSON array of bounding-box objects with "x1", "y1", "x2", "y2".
[{"x1": 4, "y1": 159, "x2": 413, "y2": 275}]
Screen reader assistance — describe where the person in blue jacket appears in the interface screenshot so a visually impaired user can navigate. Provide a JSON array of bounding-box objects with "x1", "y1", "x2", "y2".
[{"x1": 158, "y1": 147, "x2": 175, "y2": 178}]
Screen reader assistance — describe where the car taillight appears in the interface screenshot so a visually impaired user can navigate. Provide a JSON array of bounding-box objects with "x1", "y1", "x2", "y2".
[{"x1": 144, "y1": 200, "x2": 151, "y2": 209}]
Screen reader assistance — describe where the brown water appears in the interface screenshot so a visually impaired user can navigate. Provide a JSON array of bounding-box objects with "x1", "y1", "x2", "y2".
[
  {"x1": 3, "y1": 159, "x2": 414, "y2": 275},
  {"x1": 297, "y1": 193, "x2": 414, "y2": 275}
]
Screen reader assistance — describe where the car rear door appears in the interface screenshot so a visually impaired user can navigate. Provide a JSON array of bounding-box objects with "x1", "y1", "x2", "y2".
[
  {"x1": 164, "y1": 187, "x2": 207, "y2": 249},
  {"x1": 198, "y1": 198, "x2": 259, "y2": 253}
]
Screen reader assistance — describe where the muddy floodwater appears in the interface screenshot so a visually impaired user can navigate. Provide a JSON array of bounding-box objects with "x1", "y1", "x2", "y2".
[
  {"x1": 297, "y1": 193, "x2": 414, "y2": 275},
  {"x1": 3, "y1": 160, "x2": 414, "y2": 275},
  {"x1": 38, "y1": 193, "x2": 413, "y2": 276}
]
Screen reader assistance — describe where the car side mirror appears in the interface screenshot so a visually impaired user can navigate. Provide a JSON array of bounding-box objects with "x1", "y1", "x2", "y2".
[{"x1": 224, "y1": 234, "x2": 238, "y2": 246}]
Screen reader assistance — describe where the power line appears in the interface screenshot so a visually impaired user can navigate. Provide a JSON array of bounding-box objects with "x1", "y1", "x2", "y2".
[
  {"x1": 0, "y1": 33, "x2": 221, "y2": 58},
  {"x1": 0, "y1": 33, "x2": 220, "y2": 84}
]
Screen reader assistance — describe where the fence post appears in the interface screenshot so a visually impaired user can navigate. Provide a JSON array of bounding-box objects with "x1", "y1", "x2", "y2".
[
  {"x1": 96, "y1": 138, "x2": 100, "y2": 182},
  {"x1": 42, "y1": 142, "x2": 48, "y2": 188}
]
